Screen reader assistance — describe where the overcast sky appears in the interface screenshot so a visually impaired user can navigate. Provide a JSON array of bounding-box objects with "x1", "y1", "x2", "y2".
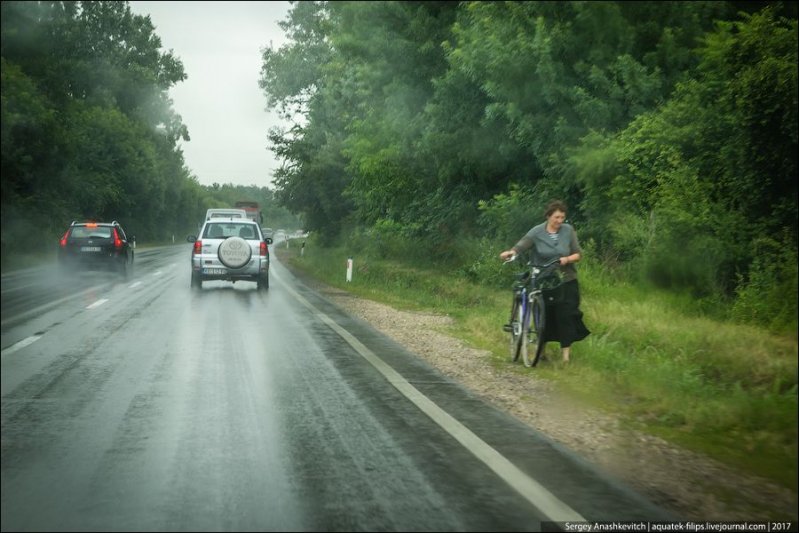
[{"x1": 128, "y1": 1, "x2": 292, "y2": 188}]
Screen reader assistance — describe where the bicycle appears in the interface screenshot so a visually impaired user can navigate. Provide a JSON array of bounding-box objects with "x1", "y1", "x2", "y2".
[{"x1": 503, "y1": 255, "x2": 562, "y2": 367}]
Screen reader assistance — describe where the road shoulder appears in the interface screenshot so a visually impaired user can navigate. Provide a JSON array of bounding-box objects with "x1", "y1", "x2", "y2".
[{"x1": 276, "y1": 251, "x2": 798, "y2": 522}]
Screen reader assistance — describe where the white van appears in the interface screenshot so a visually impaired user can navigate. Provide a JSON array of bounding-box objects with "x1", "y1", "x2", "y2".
[{"x1": 205, "y1": 208, "x2": 248, "y2": 221}]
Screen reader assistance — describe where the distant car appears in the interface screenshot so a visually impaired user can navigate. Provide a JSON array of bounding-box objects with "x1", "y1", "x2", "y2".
[
  {"x1": 261, "y1": 227, "x2": 274, "y2": 239},
  {"x1": 187, "y1": 219, "x2": 273, "y2": 290},
  {"x1": 58, "y1": 220, "x2": 135, "y2": 277}
]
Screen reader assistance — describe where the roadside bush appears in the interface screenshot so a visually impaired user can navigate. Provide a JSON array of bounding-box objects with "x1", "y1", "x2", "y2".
[
  {"x1": 457, "y1": 237, "x2": 516, "y2": 289},
  {"x1": 476, "y1": 184, "x2": 541, "y2": 244},
  {"x1": 732, "y1": 235, "x2": 798, "y2": 335}
]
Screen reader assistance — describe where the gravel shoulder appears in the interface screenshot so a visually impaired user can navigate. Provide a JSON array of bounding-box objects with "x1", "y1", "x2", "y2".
[{"x1": 281, "y1": 258, "x2": 797, "y2": 522}]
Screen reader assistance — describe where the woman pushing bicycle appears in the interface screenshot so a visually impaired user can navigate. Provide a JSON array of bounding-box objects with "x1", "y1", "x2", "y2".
[{"x1": 499, "y1": 200, "x2": 590, "y2": 364}]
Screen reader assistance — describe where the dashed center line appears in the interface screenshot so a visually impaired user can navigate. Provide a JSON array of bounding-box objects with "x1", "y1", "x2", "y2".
[
  {"x1": 86, "y1": 298, "x2": 109, "y2": 309},
  {"x1": 1, "y1": 335, "x2": 43, "y2": 357}
]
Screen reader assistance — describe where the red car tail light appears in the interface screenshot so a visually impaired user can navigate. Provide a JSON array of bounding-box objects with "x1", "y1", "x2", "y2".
[
  {"x1": 112, "y1": 228, "x2": 123, "y2": 249},
  {"x1": 60, "y1": 230, "x2": 70, "y2": 247},
  {"x1": 260, "y1": 242, "x2": 268, "y2": 256},
  {"x1": 193, "y1": 240, "x2": 202, "y2": 255}
]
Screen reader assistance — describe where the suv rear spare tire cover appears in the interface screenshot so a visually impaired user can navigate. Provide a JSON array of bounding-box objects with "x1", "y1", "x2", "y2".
[{"x1": 218, "y1": 236, "x2": 252, "y2": 268}]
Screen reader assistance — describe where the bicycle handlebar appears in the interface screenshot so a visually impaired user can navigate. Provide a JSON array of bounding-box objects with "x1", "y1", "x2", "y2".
[
  {"x1": 503, "y1": 254, "x2": 562, "y2": 269},
  {"x1": 539, "y1": 257, "x2": 562, "y2": 269}
]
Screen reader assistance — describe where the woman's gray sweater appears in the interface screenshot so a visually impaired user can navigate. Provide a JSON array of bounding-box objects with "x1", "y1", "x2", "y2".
[{"x1": 511, "y1": 222, "x2": 582, "y2": 282}]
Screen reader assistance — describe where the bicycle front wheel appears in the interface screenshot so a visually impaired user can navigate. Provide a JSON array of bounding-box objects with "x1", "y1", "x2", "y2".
[
  {"x1": 522, "y1": 293, "x2": 546, "y2": 367},
  {"x1": 508, "y1": 295, "x2": 524, "y2": 362}
]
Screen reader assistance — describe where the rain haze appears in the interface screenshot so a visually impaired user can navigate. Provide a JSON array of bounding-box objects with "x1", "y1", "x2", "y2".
[{"x1": 128, "y1": 1, "x2": 292, "y2": 188}]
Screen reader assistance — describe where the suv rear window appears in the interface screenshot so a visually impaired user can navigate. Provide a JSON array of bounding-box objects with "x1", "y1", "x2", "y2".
[
  {"x1": 70, "y1": 226, "x2": 112, "y2": 238},
  {"x1": 203, "y1": 223, "x2": 258, "y2": 239}
]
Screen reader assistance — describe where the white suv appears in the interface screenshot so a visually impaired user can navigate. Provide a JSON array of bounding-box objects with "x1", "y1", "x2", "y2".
[{"x1": 187, "y1": 219, "x2": 273, "y2": 290}]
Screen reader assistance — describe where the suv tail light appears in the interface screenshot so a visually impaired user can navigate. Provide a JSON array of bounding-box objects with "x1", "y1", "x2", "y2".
[
  {"x1": 193, "y1": 240, "x2": 202, "y2": 255},
  {"x1": 60, "y1": 230, "x2": 70, "y2": 247},
  {"x1": 260, "y1": 242, "x2": 268, "y2": 256}
]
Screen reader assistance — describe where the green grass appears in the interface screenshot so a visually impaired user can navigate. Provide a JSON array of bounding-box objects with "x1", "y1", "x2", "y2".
[{"x1": 278, "y1": 239, "x2": 798, "y2": 492}]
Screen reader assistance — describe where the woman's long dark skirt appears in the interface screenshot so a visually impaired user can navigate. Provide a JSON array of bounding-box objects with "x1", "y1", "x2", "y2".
[{"x1": 541, "y1": 279, "x2": 590, "y2": 348}]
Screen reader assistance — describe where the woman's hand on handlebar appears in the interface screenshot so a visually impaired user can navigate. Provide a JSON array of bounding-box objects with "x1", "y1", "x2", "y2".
[
  {"x1": 500, "y1": 250, "x2": 516, "y2": 262},
  {"x1": 558, "y1": 253, "x2": 579, "y2": 266}
]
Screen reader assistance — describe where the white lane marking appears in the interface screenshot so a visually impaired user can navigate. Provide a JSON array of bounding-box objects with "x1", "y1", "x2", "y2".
[
  {"x1": 1, "y1": 335, "x2": 43, "y2": 357},
  {"x1": 271, "y1": 269, "x2": 585, "y2": 522},
  {"x1": 0, "y1": 284, "x2": 110, "y2": 328},
  {"x1": 86, "y1": 298, "x2": 109, "y2": 309},
  {"x1": 153, "y1": 270, "x2": 162, "y2": 276},
  {"x1": 129, "y1": 281, "x2": 143, "y2": 289}
]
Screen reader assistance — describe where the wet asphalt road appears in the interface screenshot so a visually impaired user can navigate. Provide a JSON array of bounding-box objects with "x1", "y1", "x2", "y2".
[{"x1": 1, "y1": 244, "x2": 672, "y2": 531}]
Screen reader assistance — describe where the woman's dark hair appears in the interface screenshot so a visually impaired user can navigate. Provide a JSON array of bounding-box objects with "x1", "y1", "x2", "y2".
[{"x1": 544, "y1": 200, "x2": 568, "y2": 218}]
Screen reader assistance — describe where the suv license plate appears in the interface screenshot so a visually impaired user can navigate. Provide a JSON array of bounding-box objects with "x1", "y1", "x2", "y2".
[
  {"x1": 81, "y1": 246, "x2": 101, "y2": 252},
  {"x1": 204, "y1": 268, "x2": 226, "y2": 275}
]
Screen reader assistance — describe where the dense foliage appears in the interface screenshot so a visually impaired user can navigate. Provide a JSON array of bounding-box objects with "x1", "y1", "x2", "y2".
[
  {"x1": 260, "y1": 1, "x2": 797, "y2": 332},
  {"x1": 1, "y1": 1, "x2": 299, "y2": 260}
]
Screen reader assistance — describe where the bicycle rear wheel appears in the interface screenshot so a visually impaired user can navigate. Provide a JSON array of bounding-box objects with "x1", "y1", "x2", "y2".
[
  {"x1": 522, "y1": 293, "x2": 546, "y2": 367},
  {"x1": 508, "y1": 295, "x2": 524, "y2": 362}
]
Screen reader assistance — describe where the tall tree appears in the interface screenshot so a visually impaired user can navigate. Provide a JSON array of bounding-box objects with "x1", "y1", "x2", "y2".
[
  {"x1": 260, "y1": 1, "x2": 353, "y2": 237},
  {"x1": 1, "y1": 1, "x2": 193, "y2": 253}
]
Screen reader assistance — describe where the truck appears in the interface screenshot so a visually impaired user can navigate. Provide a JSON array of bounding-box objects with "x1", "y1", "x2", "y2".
[
  {"x1": 234, "y1": 201, "x2": 263, "y2": 225},
  {"x1": 205, "y1": 208, "x2": 247, "y2": 221}
]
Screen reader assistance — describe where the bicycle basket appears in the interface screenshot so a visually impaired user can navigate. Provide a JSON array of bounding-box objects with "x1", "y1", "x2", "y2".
[
  {"x1": 538, "y1": 269, "x2": 563, "y2": 290},
  {"x1": 538, "y1": 269, "x2": 564, "y2": 305},
  {"x1": 512, "y1": 270, "x2": 530, "y2": 289}
]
